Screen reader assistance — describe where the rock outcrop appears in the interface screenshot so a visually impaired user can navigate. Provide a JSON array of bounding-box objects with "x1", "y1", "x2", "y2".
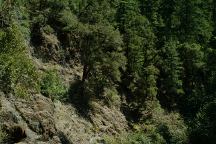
[
  {"x1": 0, "y1": 93, "x2": 60, "y2": 143},
  {"x1": 0, "y1": 92, "x2": 128, "y2": 144}
]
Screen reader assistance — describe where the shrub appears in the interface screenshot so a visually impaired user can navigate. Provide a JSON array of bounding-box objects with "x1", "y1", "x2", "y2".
[
  {"x1": 126, "y1": 132, "x2": 154, "y2": 144},
  {"x1": 42, "y1": 25, "x2": 55, "y2": 34},
  {"x1": 104, "y1": 131, "x2": 165, "y2": 144},
  {"x1": 103, "y1": 87, "x2": 121, "y2": 108},
  {"x1": 40, "y1": 70, "x2": 67, "y2": 100},
  {"x1": 0, "y1": 128, "x2": 7, "y2": 143},
  {"x1": 148, "y1": 105, "x2": 188, "y2": 144},
  {"x1": 0, "y1": 23, "x2": 39, "y2": 98}
]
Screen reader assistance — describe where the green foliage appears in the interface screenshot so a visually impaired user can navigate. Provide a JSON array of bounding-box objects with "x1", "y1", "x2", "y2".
[
  {"x1": 0, "y1": 107, "x2": 7, "y2": 143},
  {"x1": 42, "y1": 25, "x2": 54, "y2": 34},
  {"x1": 40, "y1": 70, "x2": 67, "y2": 100},
  {"x1": 125, "y1": 133, "x2": 152, "y2": 144},
  {"x1": 58, "y1": 9, "x2": 79, "y2": 30},
  {"x1": 0, "y1": 128, "x2": 7, "y2": 143},
  {"x1": 178, "y1": 43, "x2": 205, "y2": 118},
  {"x1": 105, "y1": 104, "x2": 188, "y2": 144},
  {"x1": 76, "y1": 22, "x2": 126, "y2": 100},
  {"x1": 1, "y1": 1, "x2": 216, "y2": 143},
  {"x1": 139, "y1": 0, "x2": 164, "y2": 27},
  {"x1": 178, "y1": 0, "x2": 213, "y2": 43},
  {"x1": 78, "y1": 0, "x2": 117, "y2": 24},
  {"x1": 190, "y1": 100, "x2": 216, "y2": 144},
  {"x1": 0, "y1": 24, "x2": 39, "y2": 98},
  {"x1": 117, "y1": 1, "x2": 159, "y2": 114},
  {"x1": 155, "y1": 113, "x2": 188, "y2": 144},
  {"x1": 158, "y1": 40, "x2": 183, "y2": 109},
  {"x1": 103, "y1": 87, "x2": 121, "y2": 108},
  {"x1": 142, "y1": 104, "x2": 188, "y2": 144},
  {"x1": 104, "y1": 131, "x2": 165, "y2": 144}
]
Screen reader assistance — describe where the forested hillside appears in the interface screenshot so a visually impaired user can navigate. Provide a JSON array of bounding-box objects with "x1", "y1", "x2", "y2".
[{"x1": 0, "y1": 0, "x2": 216, "y2": 143}]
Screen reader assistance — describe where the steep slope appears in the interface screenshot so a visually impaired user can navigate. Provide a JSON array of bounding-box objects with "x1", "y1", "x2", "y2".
[{"x1": 0, "y1": 57, "x2": 128, "y2": 144}]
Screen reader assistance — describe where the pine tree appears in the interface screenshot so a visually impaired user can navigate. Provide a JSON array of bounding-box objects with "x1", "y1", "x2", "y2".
[
  {"x1": 178, "y1": 43, "x2": 205, "y2": 118},
  {"x1": 77, "y1": 22, "x2": 125, "y2": 99},
  {"x1": 157, "y1": 39, "x2": 183, "y2": 110},
  {"x1": 117, "y1": 1, "x2": 159, "y2": 116},
  {"x1": 178, "y1": 0, "x2": 213, "y2": 43}
]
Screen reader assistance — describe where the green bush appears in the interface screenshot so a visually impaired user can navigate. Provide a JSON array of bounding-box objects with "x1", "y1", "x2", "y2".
[
  {"x1": 104, "y1": 131, "x2": 165, "y2": 144},
  {"x1": 0, "y1": 24, "x2": 39, "y2": 98},
  {"x1": 0, "y1": 129, "x2": 7, "y2": 143},
  {"x1": 0, "y1": 126, "x2": 8, "y2": 144},
  {"x1": 126, "y1": 132, "x2": 155, "y2": 144},
  {"x1": 43, "y1": 25, "x2": 55, "y2": 34},
  {"x1": 148, "y1": 105, "x2": 188, "y2": 144},
  {"x1": 40, "y1": 70, "x2": 67, "y2": 100},
  {"x1": 103, "y1": 87, "x2": 121, "y2": 108}
]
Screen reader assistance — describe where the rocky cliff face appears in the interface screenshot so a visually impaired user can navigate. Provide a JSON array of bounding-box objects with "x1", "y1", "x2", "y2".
[{"x1": 0, "y1": 89, "x2": 128, "y2": 144}]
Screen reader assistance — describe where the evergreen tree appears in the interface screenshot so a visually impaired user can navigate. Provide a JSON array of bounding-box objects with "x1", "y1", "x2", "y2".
[
  {"x1": 157, "y1": 40, "x2": 183, "y2": 110},
  {"x1": 117, "y1": 1, "x2": 159, "y2": 116},
  {"x1": 178, "y1": 0, "x2": 213, "y2": 43},
  {"x1": 178, "y1": 43, "x2": 205, "y2": 118},
  {"x1": 77, "y1": 23, "x2": 126, "y2": 100}
]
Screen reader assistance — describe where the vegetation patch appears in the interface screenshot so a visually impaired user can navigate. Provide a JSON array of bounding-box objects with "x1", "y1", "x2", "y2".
[{"x1": 40, "y1": 70, "x2": 67, "y2": 100}]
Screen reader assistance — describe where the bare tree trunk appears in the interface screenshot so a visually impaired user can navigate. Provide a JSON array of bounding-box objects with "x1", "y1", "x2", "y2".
[{"x1": 82, "y1": 64, "x2": 91, "y2": 83}]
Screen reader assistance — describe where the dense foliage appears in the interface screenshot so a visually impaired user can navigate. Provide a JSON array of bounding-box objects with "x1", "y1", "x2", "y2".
[{"x1": 1, "y1": 0, "x2": 216, "y2": 143}]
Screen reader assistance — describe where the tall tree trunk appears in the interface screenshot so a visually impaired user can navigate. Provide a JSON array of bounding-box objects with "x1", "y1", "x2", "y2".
[{"x1": 82, "y1": 64, "x2": 90, "y2": 83}]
